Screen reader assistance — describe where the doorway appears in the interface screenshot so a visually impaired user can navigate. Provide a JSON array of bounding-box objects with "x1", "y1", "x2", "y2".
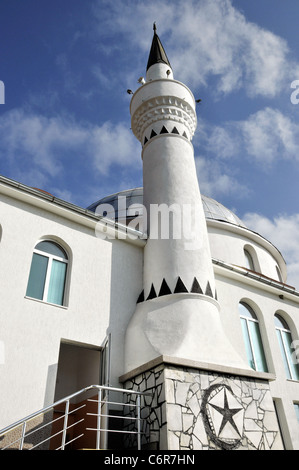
[
  {"x1": 50, "y1": 340, "x2": 104, "y2": 449},
  {"x1": 54, "y1": 340, "x2": 102, "y2": 401}
]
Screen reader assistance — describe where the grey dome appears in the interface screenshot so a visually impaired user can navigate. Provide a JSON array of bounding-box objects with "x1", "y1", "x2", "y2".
[
  {"x1": 87, "y1": 187, "x2": 246, "y2": 228},
  {"x1": 201, "y1": 194, "x2": 245, "y2": 227}
]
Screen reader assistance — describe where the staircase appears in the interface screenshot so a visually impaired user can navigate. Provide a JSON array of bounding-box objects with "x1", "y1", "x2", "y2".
[{"x1": 0, "y1": 385, "x2": 150, "y2": 450}]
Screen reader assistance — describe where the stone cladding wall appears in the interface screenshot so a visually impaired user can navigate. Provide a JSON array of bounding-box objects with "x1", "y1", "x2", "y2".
[{"x1": 124, "y1": 364, "x2": 284, "y2": 450}]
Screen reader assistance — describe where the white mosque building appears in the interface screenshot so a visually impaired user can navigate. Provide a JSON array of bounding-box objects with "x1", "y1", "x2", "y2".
[{"x1": 0, "y1": 26, "x2": 299, "y2": 451}]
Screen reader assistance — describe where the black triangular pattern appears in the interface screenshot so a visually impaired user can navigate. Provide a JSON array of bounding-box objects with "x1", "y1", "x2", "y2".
[
  {"x1": 171, "y1": 126, "x2": 179, "y2": 134},
  {"x1": 174, "y1": 277, "x2": 188, "y2": 293},
  {"x1": 137, "y1": 290, "x2": 144, "y2": 303},
  {"x1": 144, "y1": 136, "x2": 148, "y2": 145},
  {"x1": 158, "y1": 278, "x2": 172, "y2": 296},
  {"x1": 160, "y1": 125, "x2": 169, "y2": 134},
  {"x1": 191, "y1": 277, "x2": 203, "y2": 294},
  {"x1": 150, "y1": 129, "x2": 157, "y2": 138},
  {"x1": 205, "y1": 281, "x2": 213, "y2": 298},
  {"x1": 183, "y1": 131, "x2": 188, "y2": 138},
  {"x1": 147, "y1": 284, "x2": 157, "y2": 300}
]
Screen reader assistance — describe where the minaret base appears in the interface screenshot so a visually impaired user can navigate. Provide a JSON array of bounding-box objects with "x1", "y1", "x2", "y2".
[
  {"x1": 120, "y1": 360, "x2": 284, "y2": 450},
  {"x1": 124, "y1": 293, "x2": 251, "y2": 375}
]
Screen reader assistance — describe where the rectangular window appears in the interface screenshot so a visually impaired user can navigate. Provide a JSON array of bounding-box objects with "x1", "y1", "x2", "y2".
[{"x1": 294, "y1": 403, "x2": 299, "y2": 423}]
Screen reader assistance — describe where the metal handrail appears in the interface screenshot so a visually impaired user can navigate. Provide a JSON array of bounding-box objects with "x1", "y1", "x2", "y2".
[{"x1": 0, "y1": 384, "x2": 150, "y2": 450}]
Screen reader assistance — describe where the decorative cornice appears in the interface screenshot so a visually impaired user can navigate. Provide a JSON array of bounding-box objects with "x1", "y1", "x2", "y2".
[
  {"x1": 119, "y1": 354, "x2": 276, "y2": 383},
  {"x1": 131, "y1": 95, "x2": 197, "y2": 143}
]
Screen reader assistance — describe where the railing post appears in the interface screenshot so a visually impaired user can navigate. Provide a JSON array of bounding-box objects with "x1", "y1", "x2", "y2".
[
  {"x1": 96, "y1": 388, "x2": 102, "y2": 450},
  {"x1": 19, "y1": 421, "x2": 26, "y2": 450},
  {"x1": 137, "y1": 394, "x2": 141, "y2": 451},
  {"x1": 61, "y1": 399, "x2": 69, "y2": 450},
  {"x1": 0, "y1": 385, "x2": 151, "y2": 451}
]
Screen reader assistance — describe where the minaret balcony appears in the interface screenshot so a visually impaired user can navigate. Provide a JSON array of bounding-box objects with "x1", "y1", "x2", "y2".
[{"x1": 131, "y1": 91, "x2": 197, "y2": 143}]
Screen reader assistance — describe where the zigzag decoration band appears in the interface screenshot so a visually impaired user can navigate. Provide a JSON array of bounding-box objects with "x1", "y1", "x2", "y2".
[
  {"x1": 143, "y1": 125, "x2": 188, "y2": 146},
  {"x1": 136, "y1": 277, "x2": 217, "y2": 303}
]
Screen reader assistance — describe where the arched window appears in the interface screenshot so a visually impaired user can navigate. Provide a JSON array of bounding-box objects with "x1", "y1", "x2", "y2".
[
  {"x1": 239, "y1": 302, "x2": 268, "y2": 372},
  {"x1": 26, "y1": 240, "x2": 68, "y2": 306},
  {"x1": 276, "y1": 265, "x2": 283, "y2": 283},
  {"x1": 244, "y1": 248, "x2": 254, "y2": 270},
  {"x1": 275, "y1": 314, "x2": 299, "y2": 381}
]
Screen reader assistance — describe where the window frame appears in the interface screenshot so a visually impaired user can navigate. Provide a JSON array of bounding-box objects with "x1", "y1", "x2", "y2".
[
  {"x1": 276, "y1": 265, "x2": 283, "y2": 283},
  {"x1": 239, "y1": 301, "x2": 268, "y2": 372},
  {"x1": 275, "y1": 314, "x2": 299, "y2": 381},
  {"x1": 243, "y1": 244, "x2": 261, "y2": 273},
  {"x1": 244, "y1": 248, "x2": 255, "y2": 271},
  {"x1": 26, "y1": 240, "x2": 68, "y2": 307}
]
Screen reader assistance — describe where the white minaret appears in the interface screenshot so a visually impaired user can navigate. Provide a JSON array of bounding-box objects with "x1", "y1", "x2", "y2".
[{"x1": 124, "y1": 25, "x2": 249, "y2": 374}]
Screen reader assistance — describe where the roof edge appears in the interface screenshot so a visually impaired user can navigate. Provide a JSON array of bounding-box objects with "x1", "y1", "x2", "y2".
[{"x1": 0, "y1": 175, "x2": 146, "y2": 247}]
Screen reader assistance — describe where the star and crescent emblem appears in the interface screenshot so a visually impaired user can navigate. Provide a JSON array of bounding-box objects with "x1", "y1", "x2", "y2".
[{"x1": 201, "y1": 383, "x2": 244, "y2": 450}]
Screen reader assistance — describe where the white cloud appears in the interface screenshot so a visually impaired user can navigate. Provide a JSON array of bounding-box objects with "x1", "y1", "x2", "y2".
[
  {"x1": 198, "y1": 121, "x2": 241, "y2": 160},
  {"x1": 239, "y1": 107, "x2": 299, "y2": 164},
  {"x1": 0, "y1": 109, "x2": 95, "y2": 171},
  {"x1": 92, "y1": 65, "x2": 113, "y2": 89},
  {"x1": 196, "y1": 107, "x2": 299, "y2": 169},
  {"x1": 0, "y1": 108, "x2": 140, "y2": 192},
  {"x1": 90, "y1": 121, "x2": 140, "y2": 175},
  {"x1": 93, "y1": 0, "x2": 294, "y2": 98},
  {"x1": 243, "y1": 212, "x2": 299, "y2": 288},
  {"x1": 172, "y1": 0, "x2": 291, "y2": 97},
  {"x1": 195, "y1": 155, "x2": 248, "y2": 198}
]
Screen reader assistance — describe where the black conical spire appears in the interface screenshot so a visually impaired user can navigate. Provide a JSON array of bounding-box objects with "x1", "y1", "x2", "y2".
[{"x1": 146, "y1": 23, "x2": 171, "y2": 71}]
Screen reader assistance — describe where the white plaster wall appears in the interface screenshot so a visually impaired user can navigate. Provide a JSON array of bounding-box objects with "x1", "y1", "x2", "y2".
[
  {"x1": 124, "y1": 292, "x2": 251, "y2": 375},
  {"x1": 130, "y1": 79, "x2": 195, "y2": 118},
  {"x1": 0, "y1": 193, "x2": 143, "y2": 428},
  {"x1": 146, "y1": 63, "x2": 173, "y2": 81},
  {"x1": 214, "y1": 269, "x2": 299, "y2": 449},
  {"x1": 207, "y1": 223, "x2": 287, "y2": 283},
  {"x1": 142, "y1": 135, "x2": 215, "y2": 296}
]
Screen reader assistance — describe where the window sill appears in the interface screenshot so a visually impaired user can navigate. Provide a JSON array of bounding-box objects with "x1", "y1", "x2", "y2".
[{"x1": 24, "y1": 296, "x2": 68, "y2": 310}]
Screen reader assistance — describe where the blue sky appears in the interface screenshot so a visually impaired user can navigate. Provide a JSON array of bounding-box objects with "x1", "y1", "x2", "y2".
[{"x1": 1, "y1": 0, "x2": 299, "y2": 285}]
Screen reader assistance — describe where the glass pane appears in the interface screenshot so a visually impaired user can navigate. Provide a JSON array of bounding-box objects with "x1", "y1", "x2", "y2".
[
  {"x1": 276, "y1": 330, "x2": 292, "y2": 379},
  {"x1": 274, "y1": 314, "x2": 289, "y2": 330},
  {"x1": 282, "y1": 331, "x2": 299, "y2": 381},
  {"x1": 26, "y1": 253, "x2": 48, "y2": 300},
  {"x1": 241, "y1": 318, "x2": 255, "y2": 370},
  {"x1": 294, "y1": 404, "x2": 299, "y2": 423},
  {"x1": 248, "y1": 320, "x2": 268, "y2": 372},
  {"x1": 35, "y1": 241, "x2": 67, "y2": 259},
  {"x1": 239, "y1": 302, "x2": 256, "y2": 320},
  {"x1": 47, "y1": 259, "x2": 67, "y2": 305}
]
